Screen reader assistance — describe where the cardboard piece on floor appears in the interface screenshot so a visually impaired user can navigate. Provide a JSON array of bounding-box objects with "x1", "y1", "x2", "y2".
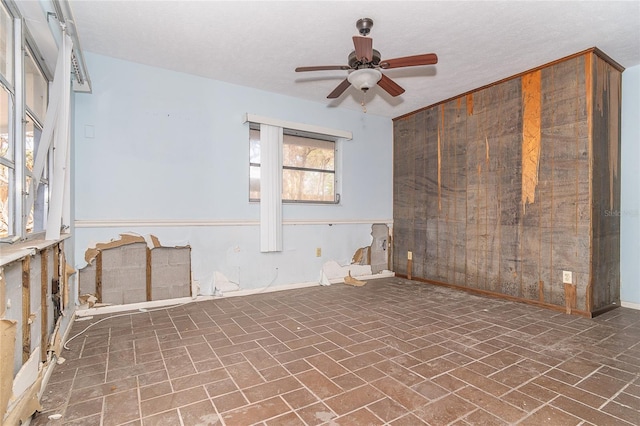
[
  {"x1": 3, "y1": 374, "x2": 43, "y2": 426},
  {"x1": 322, "y1": 260, "x2": 371, "y2": 281},
  {"x1": 344, "y1": 272, "x2": 366, "y2": 287},
  {"x1": 78, "y1": 294, "x2": 98, "y2": 308}
]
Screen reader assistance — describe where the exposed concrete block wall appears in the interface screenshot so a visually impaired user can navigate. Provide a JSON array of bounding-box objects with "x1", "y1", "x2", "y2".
[
  {"x1": 78, "y1": 263, "x2": 96, "y2": 295},
  {"x1": 370, "y1": 224, "x2": 389, "y2": 274},
  {"x1": 101, "y1": 242, "x2": 148, "y2": 305},
  {"x1": 151, "y1": 247, "x2": 191, "y2": 301},
  {"x1": 78, "y1": 236, "x2": 191, "y2": 305}
]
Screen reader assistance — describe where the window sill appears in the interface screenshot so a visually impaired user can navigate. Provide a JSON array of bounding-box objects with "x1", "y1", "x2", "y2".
[{"x1": 0, "y1": 233, "x2": 71, "y2": 267}]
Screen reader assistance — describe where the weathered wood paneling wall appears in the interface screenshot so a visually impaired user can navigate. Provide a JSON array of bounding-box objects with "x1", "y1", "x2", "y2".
[
  {"x1": 589, "y1": 55, "x2": 622, "y2": 312},
  {"x1": 393, "y1": 50, "x2": 621, "y2": 316}
]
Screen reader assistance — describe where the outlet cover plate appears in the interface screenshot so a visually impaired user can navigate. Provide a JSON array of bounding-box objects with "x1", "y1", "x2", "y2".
[{"x1": 562, "y1": 270, "x2": 572, "y2": 283}]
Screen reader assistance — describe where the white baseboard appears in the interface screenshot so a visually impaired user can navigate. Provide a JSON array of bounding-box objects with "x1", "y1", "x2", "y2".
[
  {"x1": 621, "y1": 301, "x2": 640, "y2": 310},
  {"x1": 74, "y1": 272, "x2": 396, "y2": 318},
  {"x1": 221, "y1": 281, "x2": 320, "y2": 298},
  {"x1": 75, "y1": 295, "x2": 211, "y2": 317}
]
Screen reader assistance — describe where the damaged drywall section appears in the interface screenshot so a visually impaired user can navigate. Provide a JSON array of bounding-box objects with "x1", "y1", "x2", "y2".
[
  {"x1": 1, "y1": 318, "x2": 16, "y2": 422},
  {"x1": 320, "y1": 224, "x2": 394, "y2": 285},
  {"x1": 1, "y1": 238, "x2": 72, "y2": 425},
  {"x1": 3, "y1": 350, "x2": 45, "y2": 426},
  {"x1": 78, "y1": 234, "x2": 192, "y2": 305}
]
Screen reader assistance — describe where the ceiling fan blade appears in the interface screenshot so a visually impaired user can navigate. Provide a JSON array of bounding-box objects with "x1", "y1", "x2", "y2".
[
  {"x1": 295, "y1": 65, "x2": 351, "y2": 72},
  {"x1": 327, "y1": 78, "x2": 351, "y2": 99},
  {"x1": 353, "y1": 36, "x2": 373, "y2": 62},
  {"x1": 379, "y1": 53, "x2": 438, "y2": 69},
  {"x1": 377, "y1": 74, "x2": 405, "y2": 97}
]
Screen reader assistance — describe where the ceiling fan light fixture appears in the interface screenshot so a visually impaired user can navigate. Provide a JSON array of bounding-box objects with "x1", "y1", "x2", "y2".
[{"x1": 347, "y1": 68, "x2": 382, "y2": 92}]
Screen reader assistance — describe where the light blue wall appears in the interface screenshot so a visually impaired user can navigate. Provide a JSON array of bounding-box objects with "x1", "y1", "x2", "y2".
[
  {"x1": 74, "y1": 54, "x2": 638, "y2": 303},
  {"x1": 73, "y1": 53, "x2": 393, "y2": 294},
  {"x1": 621, "y1": 64, "x2": 640, "y2": 307}
]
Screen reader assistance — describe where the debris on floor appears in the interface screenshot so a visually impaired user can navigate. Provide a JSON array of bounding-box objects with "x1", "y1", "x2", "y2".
[
  {"x1": 321, "y1": 260, "x2": 371, "y2": 285},
  {"x1": 344, "y1": 271, "x2": 367, "y2": 287},
  {"x1": 78, "y1": 293, "x2": 98, "y2": 308}
]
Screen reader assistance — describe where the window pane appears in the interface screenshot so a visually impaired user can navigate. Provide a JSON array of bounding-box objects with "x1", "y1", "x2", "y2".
[
  {"x1": 0, "y1": 163, "x2": 11, "y2": 237},
  {"x1": 25, "y1": 117, "x2": 43, "y2": 172},
  {"x1": 250, "y1": 129, "x2": 260, "y2": 163},
  {"x1": 283, "y1": 135, "x2": 335, "y2": 171},
  {"x1": 249, "y1": 165, "x2": 260, "y2": 200},
  {"x1": 283, "y1": 169, "x2": 335, "y2": 202},
  {"x1": 0, "y1": 85, "x2": 10, "y2": 159},
  {"x1": 249, "y1": 127, "x2": 338, "y2": 203},
  {"x1": 25, "y1": 50, "x2": 47, "y2": 121},
  {"x1": 0, "y1": 3, "x2": 12, "y2": 84}
]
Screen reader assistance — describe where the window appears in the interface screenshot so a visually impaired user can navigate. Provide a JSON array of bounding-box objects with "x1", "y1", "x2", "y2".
[
  {"x1": 0, "y1": 3, "x2": 51, "y2": 241},
  {"x1": 25, "y1": 117, "x2": 47, "y2": 234},
  {"x1": 250, "y1": 125, "x2": 338, "y2": 203},
  {"x1": 24, "y1": 48, "x2": 47, "y2": 120},
  {"x1": 0, "y1": 1, "x2": 13, "y2": 238},
  {"x1": 0, "y1": 1, "x2": 12, "y2": 85},
  {"x1": 24, "y1": 47, "x2": 48, "y2": 235}
]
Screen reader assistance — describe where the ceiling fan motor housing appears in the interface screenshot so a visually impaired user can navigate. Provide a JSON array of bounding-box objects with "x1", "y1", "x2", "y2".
[{"x1": 348, "y1": 49, "x2": 381, "y2": 69}]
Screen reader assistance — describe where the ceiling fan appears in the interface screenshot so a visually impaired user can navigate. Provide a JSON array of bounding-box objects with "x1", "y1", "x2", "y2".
[{"x1": 295, "y1": 18, "x2": 438, "y2": 99}]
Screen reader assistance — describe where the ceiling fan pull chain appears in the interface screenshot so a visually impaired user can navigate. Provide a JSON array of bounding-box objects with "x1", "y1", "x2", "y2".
[{"x1": 361, "y1": 91, "x2": 367, "y2": 113}]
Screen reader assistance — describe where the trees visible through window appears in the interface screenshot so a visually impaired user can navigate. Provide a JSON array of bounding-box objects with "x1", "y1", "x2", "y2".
[{"x1": 250, "y1": 127, "x2": 337, "y2": 203}]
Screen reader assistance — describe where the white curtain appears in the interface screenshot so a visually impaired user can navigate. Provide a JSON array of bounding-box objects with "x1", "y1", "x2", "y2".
[
  {"x1": 259, "y1": 123, "x2": 283, "y2": 252},
  {"x1": 28, "y1": 32, "x2": 73, "y2": 240}
]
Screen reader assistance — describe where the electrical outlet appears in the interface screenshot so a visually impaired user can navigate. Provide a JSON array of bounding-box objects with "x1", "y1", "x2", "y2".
[
  {"x1": 407, "y1": 251, "x2": 413, "y2": 260},
  {"x1": 316, "y1": 247, "x2": 321, "y2": 257},
  {"x1": 562, "y1": 270, "x2": 572, "y2": 283}
]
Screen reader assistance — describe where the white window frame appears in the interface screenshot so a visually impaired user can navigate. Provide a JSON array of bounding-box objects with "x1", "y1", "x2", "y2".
[
  {"x1": 244, "y1": 114, "x2": 352, "y2": 252},
  {"x1": 244, "y1": 113, "x2": 351, "y2": 205},
  {"x1": 0, "y1": 1, "x2": 52, "y2": 242},
  {"x1": 250, "y1": 124, "x2": 341, "y2": 204}
]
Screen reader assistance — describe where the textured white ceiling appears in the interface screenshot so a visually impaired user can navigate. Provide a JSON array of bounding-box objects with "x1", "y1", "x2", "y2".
[{"x1": 67, "y1": 0, "x2": 640, "y2": 119}]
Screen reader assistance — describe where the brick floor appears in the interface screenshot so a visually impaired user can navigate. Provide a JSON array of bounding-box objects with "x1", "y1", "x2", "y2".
[{"x1": 32, "y1": 277, "x2": 640, "y2": 425}]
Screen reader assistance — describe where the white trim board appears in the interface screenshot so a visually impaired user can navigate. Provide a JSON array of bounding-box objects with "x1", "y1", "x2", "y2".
[
  {"x1": 243, "y1": 113, "x2": 352, "y2": 140},
  {"x1": 74, "y1": 219, "x2": 393, "y2": 228}
]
